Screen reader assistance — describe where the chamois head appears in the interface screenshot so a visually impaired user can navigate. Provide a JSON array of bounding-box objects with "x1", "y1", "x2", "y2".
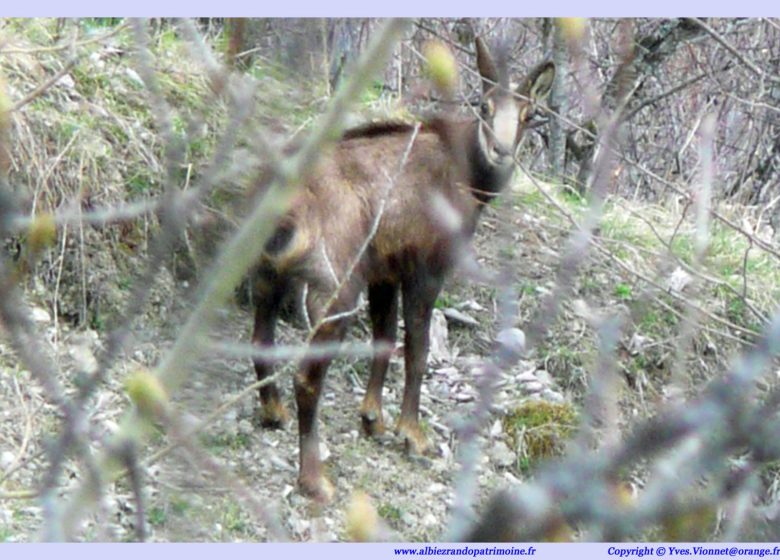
[{"x1": 474, "y1": 37, "x2": 555, "y2": 169}]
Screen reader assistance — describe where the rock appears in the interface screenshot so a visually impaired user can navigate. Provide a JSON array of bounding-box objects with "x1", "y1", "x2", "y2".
[
  {"x1": 535, "y1": 369, "x2": 553, "y2": 386},
  {"x1": 489, "y1": 419, "x2": 503, "y2": 438},
  {"x1": 270, "y1": 453, "x2": 295, "y2": 472},
  {"x1": 289, "y1": 513, "x2": 310, "y2": 536},
  {"x1": 428, "y1": 309, "x2": 451, "y2": 364},
  {"x1": 515, "y1": 369, "x2": 538, "y2": 383},
  {"x1": 442, "y1": 307, "x2": 479, "y2": 327},
  {"x1": 542, "y1": 389, "x2": 565, "y2": 403},
  {"x1": 496, "y1": 328, "x2": 526, "y2": 359},
  {"x1": 124, "y1": 67, "x2": 144, "y2": 87},
  {"x1": 458, "y1": 300, "x2": 485, "y2": 312},
  {"x1": 667, "y1": 267, "x2": 692, "y2": 294},
  {"x1": 1, "y1": 450, "x2": 15, "y2": 470},
  {"x1": 238, "y1": 419, "x2": 253, "y2": 435},
  {"x1": 489, "y1": 441, "x2": 515, "y2": 468},
  {"x1": 457, "y1": 354, "x2": 485, "y2": 369},
  {"x1": 56, "y1": 73, "x2": 76, "y2": 90},
  {"x1": 30, "y1": 306, "x2": 51, "y2": 323},
  {"x1": 433, "y1": 365, "x2": 459, "y2": 378},
  {"x1": 626, "y1": 333, "x2": 651, "y2": 355},
  {"x1": 522, "y1": 381, "x2": 544, "y2": 394},
  {"x1": 401, "y1": 511, "x2": 418, "y2": 526},
  {"x1": 503, "y1": 471, "x2": 521, "y2": 484},
  {"x1": 430, "y1": 420, "x2": 451, "y2": 436}
]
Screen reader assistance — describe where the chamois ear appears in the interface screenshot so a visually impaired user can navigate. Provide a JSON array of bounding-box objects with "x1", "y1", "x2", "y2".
[
  {"x1": 518, "y1": 61, "x2": 555, "y2": 101},
  {"x1": 475, "y1": 37, "x2": 499, "y2": 93}
]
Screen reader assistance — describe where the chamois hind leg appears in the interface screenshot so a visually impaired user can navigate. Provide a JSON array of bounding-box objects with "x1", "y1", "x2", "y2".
[
  {"x1": 397, "y1": 270, "x2": 443, "y2": 457},
  {"x1": 295, "y1": 290, "x2": 358, "y2": 502},
  {"x1": 252, "y1": 271, "x2": 290, "y2": 428},
  {"x1": 360, "y1": 282, "x2": 399, "y2": 438}
]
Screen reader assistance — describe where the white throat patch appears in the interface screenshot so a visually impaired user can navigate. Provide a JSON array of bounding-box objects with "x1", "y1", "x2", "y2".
[
  {"x1": 479, "y1": 100, "x2": 520, "y2": 167},
  {"x1": 493, "y1": 101, "x2": 520, "y2": 152}
]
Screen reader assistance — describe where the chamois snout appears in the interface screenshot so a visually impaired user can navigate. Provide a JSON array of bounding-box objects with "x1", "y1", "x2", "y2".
[{"x1": 492, "y1": 142, "x2": 511, "y2": 161}]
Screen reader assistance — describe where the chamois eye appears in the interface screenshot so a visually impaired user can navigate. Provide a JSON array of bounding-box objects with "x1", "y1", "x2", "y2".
[{"x1": 480, "y1": 102, "x2": 490, "y2": 116}]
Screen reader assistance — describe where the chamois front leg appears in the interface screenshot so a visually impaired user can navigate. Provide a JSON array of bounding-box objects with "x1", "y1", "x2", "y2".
[
  {"x1": 360, "y1": 282, "x2": 399, "y2": 438},
  {"x1": 295, "y1": 291, "x2": 356, "y2": 502},
  {"x1": 252, "y1": 274, "x2": 289, "y2": 428},
  {"x1": 397, "y1": 271, "x2": 443, "y2": 457},
  {"x1": 294, "y1": 352, "x2": 335, "y2": 502}
]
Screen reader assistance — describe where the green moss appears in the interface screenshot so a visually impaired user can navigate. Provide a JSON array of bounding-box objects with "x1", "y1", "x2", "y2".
[
  {"x1": 434, "y1": 292, "x2": 454, "y2": 310},
  {"x1": 170, "y1": 495, "x2": 192, "y2": 516},
  {"x1": 618, "y1": 247, "x2": 637, "y2": 261},
  {"x1": 80, "y1": 18, "x2": 124, "y2": 31},
  {"x1": 489, "y1": 195, "x2": 504, "y2": 209},
  {"x1": 515, "y1": 189, "x2": 543, "y2": 205},
  {"x1": 159, "y1": 73, "x2": 205, "y2": 110},
  {"x1": 156, "y1": 27, "x2": 180, "y2": 52},
  {"x1": 54, "y1": 114, "x2": 98, "y2": 144},
  {"x1": 614, "y1": 282, "x2": 633, "y2": 300},
  {"x1": 578, "y1": 275, "x2": 600, "y2": 295},
  {"x1": 148, "y1": 505, "x2": 167, "y2": 527},
  {"x1": 71, "y1": 65, "x2": 113, "y2": 98},
  {"x1": 249, "y1": 62, "x2": 287, "y2": 83},
  {"x1": 625, "y1": 352, "x2": 665, "y2": 385},
  {"x1": 498, "y1": 245, "x2": 517, "y2": 260},
  {"x1": 636, "y1": 299, "x2": 679, "y2": 337},
  {"x1": 669, "y1": 234, "x2": 695, "y2": 265},
  {"x1": 117, "y1": 275, "x2": 133, "y2": 291},
  {"x1": 514, "y1": 455, "x2": 532, "y2": 474},
  {"x1": 519, "y1": 281, "x2": 537, "y2": 296},
  {"x1": 12, "y1": 18, "x2": 55, "y2": 44},
  {"x1": 719, "y1": 294, "x2": 763, "y2": 335},
  {"x1": 0, "y1": 526, "x2": 12, "y2": 542},
  {"x1": 89, "y1": 314, "x2": 105, "y2": 331},
  {"x1": 378, "y1": 502, "x2": 403, "y2": 527},
  {"x1": 360, "y1": 80, "x2": 386, "y2": 104},
  {"x1": 537, "y1": 343, "x2": 586, "y2": 383},
  {"x1": 503, "y1": 400, "x2": 578, "y2": 465},
  {"x1": 559, "y1": 186, "x2": 586, "y2": 208},
  {"x1": 201, "y1": 431, "x2": 251, "y2": 452},
  {"x1": 600, "y1": 214, "x2": 656, "y2": 250},
  {"x1": 221, "y1": 502, "x2": 248, "y2": 534},
  {"x1": 126, "y1": 171, "x2": 157, "y2": 196},
  {"x1": 659, "y1": 503, "x2": 718, "y2": 541}
]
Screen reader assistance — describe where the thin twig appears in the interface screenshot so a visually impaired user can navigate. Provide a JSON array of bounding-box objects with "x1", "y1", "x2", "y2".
[{"x1": 10, "y1": 57, "x2": 81, "y2": 113}]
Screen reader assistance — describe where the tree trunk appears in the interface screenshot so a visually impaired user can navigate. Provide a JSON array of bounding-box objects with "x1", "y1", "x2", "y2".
[{"x1": 548, "y1": 19, "x2": 568, "y2": 183}]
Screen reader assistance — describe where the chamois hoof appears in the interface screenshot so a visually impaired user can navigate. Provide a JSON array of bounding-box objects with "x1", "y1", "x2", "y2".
[
  {"x1": 360, "y1": 410, "x2": 386, "y2": 439},
  {"x1": 396, "y1": 420, "x2": 432, "y2": 458},
  {"x1": 299, "y1": 473, "x2": 335, "y2": 503},
  {"x1": 256, "y1": 402, "x2": 290, "y2": 429}
]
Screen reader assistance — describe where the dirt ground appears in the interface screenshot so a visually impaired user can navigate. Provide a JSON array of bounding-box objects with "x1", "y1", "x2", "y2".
[{"x1": 0, "y1": 184, "x2": 579, "y2": 542}]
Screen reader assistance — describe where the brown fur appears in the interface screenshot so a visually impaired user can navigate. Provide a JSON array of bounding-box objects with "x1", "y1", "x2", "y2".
[{"x1": 251, "y1": 39, "x2": 555, "y2": 501}]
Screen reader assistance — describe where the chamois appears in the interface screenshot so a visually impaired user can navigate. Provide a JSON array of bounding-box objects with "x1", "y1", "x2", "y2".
[{"x1": 251, "y1": 38, "x2": 555, "y2": 501}]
